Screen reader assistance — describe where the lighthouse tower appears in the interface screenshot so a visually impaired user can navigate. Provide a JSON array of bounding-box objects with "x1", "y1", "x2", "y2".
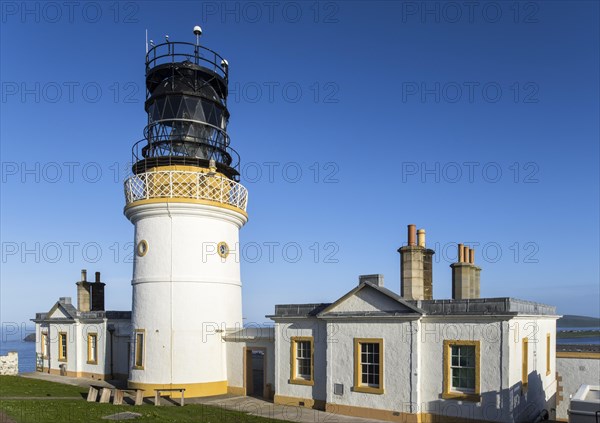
[{"x1": 123, "y1": 27, "x2": 248, "y2": 397}]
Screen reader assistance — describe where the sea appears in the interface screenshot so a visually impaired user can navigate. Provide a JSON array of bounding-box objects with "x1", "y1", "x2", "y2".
[
  {"x1": 1, "y1": 330, "x2": 598, "y2": 375},
  {"x1": 556, "y1": 326, "x2": 600, "y2": 345},
  {"x1": 0, "y1": 339, "x2": 36, "y2": 373}
]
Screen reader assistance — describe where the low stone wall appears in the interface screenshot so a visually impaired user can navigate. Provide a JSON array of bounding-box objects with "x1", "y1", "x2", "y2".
[
  {"x1": 555, "y1": 348, "x2": 600, "y2": 421},
  {"x1": 0, "y1": 352, "x2": 18, "y2": 375}
]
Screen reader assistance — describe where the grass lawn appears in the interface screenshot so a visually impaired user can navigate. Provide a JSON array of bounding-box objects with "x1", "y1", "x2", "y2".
[
  {"x1": 0, "y1": 376, "x2": 287, "y2": 423},
  {"x1": 0, "y1": 376, "x2": 87, "y2": 398}
]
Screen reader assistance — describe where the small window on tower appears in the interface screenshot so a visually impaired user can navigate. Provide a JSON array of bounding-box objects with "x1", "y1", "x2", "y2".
[{"x1": 134, "y1": 330, "x2": 145, "y2": 370}]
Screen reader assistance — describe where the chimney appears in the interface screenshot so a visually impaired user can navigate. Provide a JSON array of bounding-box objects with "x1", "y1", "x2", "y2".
[
  {"x1": 417, "y1": 229, "x2": 426, "y2": 247},
  {"x1": 451, "y1": 245, "x2": 481, "y2": 299},
  {"x1": 408, "y1": 224, "x2": 417, "y2": 246},
  {"x1": 469, "y1": 250, "x2": 481, "y2": 298},
  {"x1": 359, "y1": 274, "x2": 384, "y2": 287},
  {"x1": 399, "y1": 224, "x2": 435, "y2": 300},
  {"x1": 91, "y1": 271, "x2": 106, "y2": 311},
  {"x1": 76, "y1": 269, "x2": 91, "y2": 312}
]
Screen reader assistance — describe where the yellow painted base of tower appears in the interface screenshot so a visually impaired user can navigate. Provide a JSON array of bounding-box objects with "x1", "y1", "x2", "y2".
[{"x1": 127, "y1": 380, "x2": 228, "y2": 398}]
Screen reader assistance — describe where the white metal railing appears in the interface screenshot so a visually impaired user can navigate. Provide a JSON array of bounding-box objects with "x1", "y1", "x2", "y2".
[{"x1": 124, "y1": 170, "x2": 248, "y2": 212}]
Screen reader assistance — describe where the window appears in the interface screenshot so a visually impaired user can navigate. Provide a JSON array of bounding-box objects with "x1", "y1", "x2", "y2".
[
  {"x1": 290, "y1": 337, "x2": 313, "y2": 385},
  {"x1": 450, "y1": 345, "x2": 475, "y2": 391},
  {"x1": 443, "y1": 340, "x2": 480, "y2": 401},
  {"x1": 522, "y1": 338, "x2": 529, "y2": 386},
  {"x1": 134, "y1": 330, "x2": 145, "y2": 369},
  {"x1": 353, "y1": 338, "x2": 384, "y2": 394},
  {"x1": 41, "y1": 332, "x2": 49, "y2": 358},
  {"x1": 58, "y1": 332, "x2": 67, "y2": 361},
  {"x1": 546, "y1": 334, "x2": 551, "y2": 376},
  {"x1": 87, "y1": 333, "x2": 98, "y2": 364}
]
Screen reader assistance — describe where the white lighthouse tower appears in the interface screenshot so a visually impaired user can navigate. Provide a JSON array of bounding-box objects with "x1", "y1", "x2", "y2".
[{"x1": 123, "y1": 27, "x2": 248, "y2": 397}]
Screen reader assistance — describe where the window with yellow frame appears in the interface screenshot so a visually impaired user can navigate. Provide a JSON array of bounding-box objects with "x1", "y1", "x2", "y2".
[
  {"x1": 353, "y1": 338, "x2": 384, "y2": 394},
  {"x1": 442, "y1": 340, "x2": 480, "y2": 401},
  {"x1": 546, "y1": 334, "x2": 551, "y2": 376},
  {"x1": 290, "y1": 336, "x2": 314, "y2": 385},
  {"x1": 522, "y1": 338, "x2": 529, "y2": 386},
  {"x1": 87, "y1": 333, "x2": 98, "y2": 364},
  {"x1": 58, "y1": 332, "x2": 67, "y2": 361},
  {"x1": 41, "y1": 332, "x2": 49, "y2": 358},
  {"x1": 133, "y1": 329, "x2": 145, "y2": 370}
]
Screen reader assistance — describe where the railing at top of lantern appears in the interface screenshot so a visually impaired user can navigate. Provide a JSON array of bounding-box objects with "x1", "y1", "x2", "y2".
[
  {"x1": 124, "y1": 169, "x2": 248, "y2": 212},
  {"x1": 146, "y1": 41, "x2": 229, "y2": 81}
]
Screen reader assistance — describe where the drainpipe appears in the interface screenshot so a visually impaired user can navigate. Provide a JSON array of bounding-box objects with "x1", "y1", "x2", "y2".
[{"x1": 108, "y1": 325, "x2": 115, "y2": 380}]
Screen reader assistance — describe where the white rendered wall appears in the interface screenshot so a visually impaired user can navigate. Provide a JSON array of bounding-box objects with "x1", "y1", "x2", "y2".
[
  {"x1": 77, "y1": 322, "x2": 106, "y2": 377},
  {"x1": 36, "y1": 320, "x2": 130, "y2": 379},
  {"x1": 506, "y1": 317, "x2": 557, "y2": 422},
  {"x1": 274, "y1": 319, "x2": 328, "y2": 402},
  {"x1": 556, "y1": 356, "x2": 600, "y2": 421},
  {"x1": 126, "y1": 202, "x2": 247, "y2": 387},
  {"x1": 418, "y1": 317, "x2": 557, "y2": 423},
  {"x1": 40, "y1": 322, "x2": 78, "y2": 375},
  {"x1": 324, "y1": 319, "x2": 417, "y2": 412},
  {"x1": 269, "y1": 315, "x2": 557, "y2": 423},
  {"x1": 419, "y1": 318, "x2": 509, "y2": 422}
]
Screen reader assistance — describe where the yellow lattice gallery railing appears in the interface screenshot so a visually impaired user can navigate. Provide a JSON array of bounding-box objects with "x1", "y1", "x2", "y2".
[{"x1": 124, "y1": 170, "x2": 248, "y2": 212}]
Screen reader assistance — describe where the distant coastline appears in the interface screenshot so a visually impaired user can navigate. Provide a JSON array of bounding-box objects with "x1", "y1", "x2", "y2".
[
  {"x1": 557, "y1": 314, "x2": 600, "y2": 329},
  {"x1": 556, "y1": 330, "x2": 600, "y2": 339}
]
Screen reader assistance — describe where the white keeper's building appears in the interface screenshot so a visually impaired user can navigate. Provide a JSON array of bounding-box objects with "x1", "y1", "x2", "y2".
[{"x1": 32, "y1": 29, "x2": 559, "y2": 423}]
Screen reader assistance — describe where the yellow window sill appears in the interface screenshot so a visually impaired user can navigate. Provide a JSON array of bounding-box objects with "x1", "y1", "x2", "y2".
[
  {"x1": 352, "y1": 386, "x2": 384, "y2": 395},
  {"x1": 442, "y1": 392, "x2": 481, "y2": 402},
  {"x1": 58, "y1": 358, "x2": 67, "y2": 362},
  {"x1": 132, "y1": 366, "x2": 144, "y2": 370},
  {"x1": 87, "y1": 360, "x2": 98, "y2": 365},
  {"x1": 289, "y1": 378, "x2": 314, "y2": 386}
]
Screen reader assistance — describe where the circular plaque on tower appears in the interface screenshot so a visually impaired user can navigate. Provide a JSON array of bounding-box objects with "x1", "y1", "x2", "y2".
[
  {"x1": 137, "y1": 240, "x2": 149, "y2": 257},
  {"x1": 217, "y1": 242, "x2": 229, "y2": 259}
]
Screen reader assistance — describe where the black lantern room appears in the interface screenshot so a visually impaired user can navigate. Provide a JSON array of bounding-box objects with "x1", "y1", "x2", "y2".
[{"x1": 132, "y1": 27, "x2": 239, "y2": 181}]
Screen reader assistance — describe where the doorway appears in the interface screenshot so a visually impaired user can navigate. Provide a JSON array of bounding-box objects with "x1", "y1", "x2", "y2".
[{"x1": 244, "y1": 347, "x2": 266, "y2": 398}]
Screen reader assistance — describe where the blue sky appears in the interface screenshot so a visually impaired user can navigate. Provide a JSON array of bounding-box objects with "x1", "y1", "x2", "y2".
[{"x1": 1, "y1": 1, "x2": 599, "y2": 328}]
